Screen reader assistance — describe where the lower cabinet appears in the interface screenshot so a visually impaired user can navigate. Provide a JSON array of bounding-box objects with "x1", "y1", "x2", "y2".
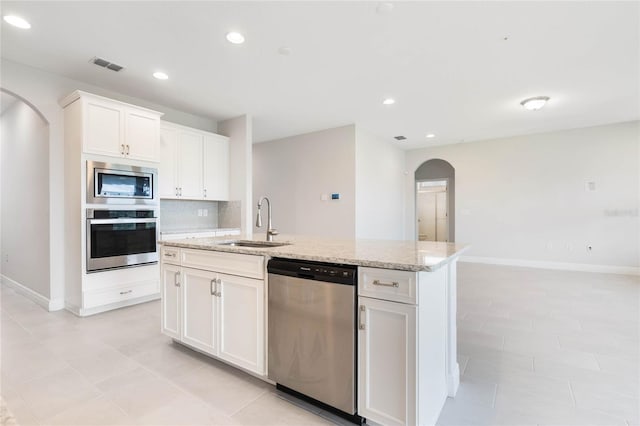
[
  {"x1": 160, "y1": 250, "x2": 265, "y2": 376},
  {"x1": 358, "y1": 296, "x2": 417, "y2": 426}
]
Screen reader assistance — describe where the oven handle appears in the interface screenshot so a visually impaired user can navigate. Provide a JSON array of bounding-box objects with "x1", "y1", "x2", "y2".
[{"x1": 87, "y1": 218, "x2": 157, "y2": 225}]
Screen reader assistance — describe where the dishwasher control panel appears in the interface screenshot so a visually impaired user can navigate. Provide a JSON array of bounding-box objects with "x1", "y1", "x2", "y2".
[{"x1": 267, "y1": 258, "x2": 356, "y2": 285}]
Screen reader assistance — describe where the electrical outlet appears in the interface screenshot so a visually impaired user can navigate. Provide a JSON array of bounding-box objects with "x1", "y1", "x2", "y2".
[
  {"x1": 203, "y1": 209, "x2": 208, "y2": 217},
  {"x1": 197, "y1": 209, "x2": 203, "y2": 217}
]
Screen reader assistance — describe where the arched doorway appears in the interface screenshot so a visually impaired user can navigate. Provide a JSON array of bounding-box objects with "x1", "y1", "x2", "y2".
[
  {"x1": 1, "y1": 88, "x2": 51, "y2": 302},
  {"x1": 415, "y1": 159, "x2": 455, "y2": 242}
]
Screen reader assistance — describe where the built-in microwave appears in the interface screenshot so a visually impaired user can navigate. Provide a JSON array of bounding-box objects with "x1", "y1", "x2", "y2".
[{"x1": 87, "y1": 161, "x2": 157, "y2": 205}]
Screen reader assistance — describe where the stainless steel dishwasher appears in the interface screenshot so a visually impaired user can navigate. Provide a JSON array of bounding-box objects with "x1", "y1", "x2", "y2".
[{"x1": 268, "y1": 258, "x2": 362, "y2": 424}]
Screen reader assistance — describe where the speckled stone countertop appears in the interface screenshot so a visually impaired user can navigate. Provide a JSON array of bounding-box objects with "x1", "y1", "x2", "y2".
[
  {"x1": 159, "y1": 228, "x2": 240, "y2": 235},
  {"x1": 160, "y1": 234, "x2": 469, "y2": 272}
]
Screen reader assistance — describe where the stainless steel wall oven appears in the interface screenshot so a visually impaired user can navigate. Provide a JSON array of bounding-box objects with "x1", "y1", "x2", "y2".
[{"x1": 86, "y1": 209, "x2": 158, "y2": 272}]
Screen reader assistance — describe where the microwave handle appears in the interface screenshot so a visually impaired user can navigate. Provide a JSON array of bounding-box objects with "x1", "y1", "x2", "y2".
[{"x1": 88, "y1": 218, "x2": 157, "y2": 225}]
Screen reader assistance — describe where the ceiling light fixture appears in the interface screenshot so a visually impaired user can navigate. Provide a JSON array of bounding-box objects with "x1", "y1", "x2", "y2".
[
  {"x1": 383, "y1": 98, "x2": 395, "y2": 105},
  {"x1": 520, "y1": 96, "x2": 550, "y2": 111},
  {"x1": 153, "y1": 71, "x2": 169, "y2": 80},
  {"x1": 376, "y1": 3, "x2": 395, "y2": 14},
  {"x1": 3, "y1": 15, "x2": 31, "y2": 29},
  {"x1": 226, "y1": 32, "x2": 245, "y2": 44},
  {"x1": 426, "y1": 133, "x2": 436, "y2": 139}
]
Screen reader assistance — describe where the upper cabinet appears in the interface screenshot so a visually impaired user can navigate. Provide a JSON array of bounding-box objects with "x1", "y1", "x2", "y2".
[
  {"x1": 62, "y1": 90, "x2": 162, "y2": 162},
  {"x1": 160, "y1": 121, "x2": 229, "y2": 201}
]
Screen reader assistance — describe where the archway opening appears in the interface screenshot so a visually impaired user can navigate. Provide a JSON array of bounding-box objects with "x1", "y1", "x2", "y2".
[
  {"x1": 415, "y1": 159, "x2": 455, "y2": 242},
  {"x1": 1, "y1": 88, "x2": 51, "y2": 300}
]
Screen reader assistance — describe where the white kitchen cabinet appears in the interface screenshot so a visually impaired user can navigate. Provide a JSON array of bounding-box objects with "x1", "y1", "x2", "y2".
[
  {"x1": 218, "y1": 273, "x2": 264, "y2": 373},
  {"x1": 203, "y1": 133, "x2": 229, "y2": 200},
  {"x1": 160, "y1": 247, "x2": 266, "y2": 376},
  {"x1": 181, "y1": 267, "x2": 217, "y2": 355},
  {"x1": 358, "y1": 266, "x2": 449, "y2": 426},
  {"x1": 159, "y1": 121, "x2": 229, "y2": 200},
  {"x1": 358, "y1": 297, "x2": 417, "y2": 426},
  {"x1": 62, "y1": 90, "x2": 162, "y2": 162},
  {"x1": 161, "y1": 262, "x2": 181, "y2": 340}
]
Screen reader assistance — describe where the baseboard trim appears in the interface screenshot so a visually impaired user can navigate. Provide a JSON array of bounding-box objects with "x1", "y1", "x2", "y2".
[
  {"x1": 459, "y1": 256, "x2": 640, "y2": 276},
  {"x1": 0, "y1": 274, "x2": 64, "y2": 311},
  {"x1": 67, "y1": 293, "x2": 160, "y2": 317}
]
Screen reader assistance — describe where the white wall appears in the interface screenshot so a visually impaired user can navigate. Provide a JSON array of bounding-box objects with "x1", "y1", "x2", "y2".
[
  {"x1": 0, "y1": 59, "x2": 218, "y2": 306},
  {"x1": 355, "y1": 128, "x2": 405, "y2": 239},
  {"x1": 0, "y1": 97, "x2": 51, "y2": 298},
  {"x1": 253, "y1": 125, "x2": 356, "y2": 238},
  {"x1": 218, "y1": 115, "x2": 253, "y2": 235},
  {"x1": 405, "y1": 121, "x2": 640, "y2": 271}
]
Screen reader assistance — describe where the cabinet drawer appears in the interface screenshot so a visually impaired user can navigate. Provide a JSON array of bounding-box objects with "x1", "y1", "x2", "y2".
[
  {"x1": 181, "y1": 249, "x2": 264, "y2": 279},
  {"x1": 84, "y1": 281, "x2": 159, "y2": 309},
  {"x1": 161, "y1": 247, "x2": 181, "y2": 264},
  {"x1": 359, "y1": 267, "x2": 417, "y2": 304}
]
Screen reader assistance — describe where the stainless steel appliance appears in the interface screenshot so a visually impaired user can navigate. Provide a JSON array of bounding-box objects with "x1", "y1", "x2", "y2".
[
  {"x1": 86, "y1": 209, "x2": 158, "y2": 272},
  {"x1": 87, "y1": 160, "x2": 157, "y2": 205},
  {"x1": 268, "y1": 258, "x2": 362, "y2": 423}
]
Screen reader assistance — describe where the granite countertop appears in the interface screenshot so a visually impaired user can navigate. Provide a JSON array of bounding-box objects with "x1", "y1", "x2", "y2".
[
  {"x1": 160, "y1": 234, "x2": 469, "y2": 272},
  {"x1": 160, "y1": 228, "x2": 240, "y2": 235}
]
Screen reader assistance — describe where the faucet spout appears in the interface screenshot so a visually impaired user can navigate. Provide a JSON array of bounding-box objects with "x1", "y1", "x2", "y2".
[{"x1": 256, "y1": 196, "x2": 278, "y2": 242}]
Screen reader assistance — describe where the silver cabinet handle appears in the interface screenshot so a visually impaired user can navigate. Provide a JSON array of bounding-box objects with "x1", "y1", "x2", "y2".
[
  {"x1": 215, "y1": 278, "x2": 221, "y2": 297},
  {"x1": 210, "y1": 279, "x2": 216, "y2": 296},
  {"x1": 174, "y1": 271, "x2": 180, "y2": 287},
  {"x1": 359, "y1": 305, "x2": 366, "y2": 330},
  {"x1": 121, "y1": 144, "x2": 125, "y2": 155},
  {"x1": 373, "y1": 279, "x2": 399, "y2": 288},
  {"x1": 175, "y1": 187, "x2": 179, "y2": 197},
  {"x1": 179, "y1": 187, "x2": 182, "y2": 196},
  {"x1": 119, "y1": 289, "x2": 133, "y2": 295},
  {"x1": 164, "y1": 252, "x2": 176, "y2": 258},
  {"x1": 126, "y1": 144, "x2": 130, "y2": 155},
  {"x1": 203, "y1": 189, "x2": 207, "y2": 198}
]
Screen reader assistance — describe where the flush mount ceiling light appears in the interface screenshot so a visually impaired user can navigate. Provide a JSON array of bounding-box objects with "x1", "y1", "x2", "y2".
[
  {"x1": 382, "y1": 98, "x2": 395, "y2": 105},
  {"x1": 425, "y1": 133, "x2": 436, "y2": 139},
  {"x1": 226, "y1": 32, "x2": 245, "y2": 44},
  {"x1": 3, "y1": 15, "x2": 31, "y2": 29},
  {"x1": 520, "y1": 96, "x2": 550, "y2": 111},
  {"x1": 153, "y1": 71, "x2": 169, "y2": 80}
]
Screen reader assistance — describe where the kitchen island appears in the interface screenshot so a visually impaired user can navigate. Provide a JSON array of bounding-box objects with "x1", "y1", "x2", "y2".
[{"x1": 159, "y1": 235, "x2": 468, "y2": 426}]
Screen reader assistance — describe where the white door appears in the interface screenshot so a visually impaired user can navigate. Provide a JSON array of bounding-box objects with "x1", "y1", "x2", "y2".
[
  {"x1": 417, "y1": 192, "x2": 437, "y2": 241},
  {"x1": 217, "y1": 273, "x2": 265, "y2": 374},
  {"x1": 84, "y1": 99, "x2": 123, "y2": 157},
  {"x1": 159, "y1": 127, "x2": 179, "y2": 198},
  {"x1": 203, "y1": 134, "x2": 229, "y2": 200},
  {"x1": 181, "y1": 267, "x2": 217, "y2": 355},
  {"x1": 161, "y1": 263, "x2": 181, "y2": 339},
  {"x1": 435, "y1": 191, "x2": 448, "y2": 242},
  {"x1": 125, "y1": 109, "x2": 160, "y2": 162},
  {"x1": 178, "y1": 130, "x2": 204, "y2": 199},
  {"x1": 358, "y1": 296, "x2": 417, "y2": 426}
]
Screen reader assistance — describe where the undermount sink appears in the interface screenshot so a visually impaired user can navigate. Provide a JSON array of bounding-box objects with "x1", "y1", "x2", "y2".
[{"x1": 217, "y1": 240, "x2": 291, "y2": 248}]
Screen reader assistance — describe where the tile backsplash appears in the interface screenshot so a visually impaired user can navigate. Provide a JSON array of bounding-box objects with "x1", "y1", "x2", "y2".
[
  {"x1": 218, "y1": 200, "x2": 241, "y2": 229},
  {"x1": 160, "y1": 199, "x2": 219, "y2": 231}
]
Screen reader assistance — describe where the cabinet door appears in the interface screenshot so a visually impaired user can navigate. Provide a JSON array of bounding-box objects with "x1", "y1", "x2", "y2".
[
  {"x1": 181, "y1": 267, "x2": 217, "y2": 355},
  {"x1": 178, "y1": 130, "x2": 204, "y2": 199},
  {"x1": 358, "y1": 297, "x2": 417, "y2": 426},
  {"x1": 161, "y1": 263, "x2": 182, "y2": 339},
  {"x1": 218, "y1": 273, "x2": 264, "y2": 374},
  {"x1": 125, "y1": 109, "x2": 160, "y2": 162},
  {"x1": 203, "y1": 134, "x2": 229, "y2": 200},
  {"x1": 84, "y1": 99, "x2": 123, "y2": 157},
  {"x1": 159, "y1": 127, "x2": 179, "y2": 198}
]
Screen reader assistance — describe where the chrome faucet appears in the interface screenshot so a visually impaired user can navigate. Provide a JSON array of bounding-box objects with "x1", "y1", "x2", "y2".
[{"x1": 256, "y1": 196, "x2": 278, "y2": 241}]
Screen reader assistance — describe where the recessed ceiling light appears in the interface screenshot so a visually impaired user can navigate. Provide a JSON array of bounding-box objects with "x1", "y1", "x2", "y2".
[
  {"x1": 520, "y1": 96, "x2": 550, "y2": 111},
  {"x1": 226, "y1": 32, "x2": 245, "y2": 44},
  {"x1": 426, "y1": 133, "x2": 436, "y2": 139},
  {"x1": 278, "y1": 46, "x2": 292, "y2": 56},
  {"x1": 3, "y1": 15, "x2": 31, "y2": 29},
  {"x1": 153, "y1": 71, "x2": 169, "y2": 80},
  {"x1": 383, "y1": 98, "x2": 395, "y2": 105}
]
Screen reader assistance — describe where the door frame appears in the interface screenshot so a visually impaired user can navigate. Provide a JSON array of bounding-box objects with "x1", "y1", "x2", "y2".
[{"x1": 415, "y1": 178, "x2": 449, "y2": 242}]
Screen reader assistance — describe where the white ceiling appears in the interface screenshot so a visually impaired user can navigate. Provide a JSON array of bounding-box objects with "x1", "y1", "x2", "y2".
[{"x1": 1, "y1": 1, "x2": 638, "y2": 148}]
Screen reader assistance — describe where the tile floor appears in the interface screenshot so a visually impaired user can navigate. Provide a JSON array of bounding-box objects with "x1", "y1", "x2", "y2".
[{"x1": 1, "y1": 263, "x2": 638, "y2": 426}]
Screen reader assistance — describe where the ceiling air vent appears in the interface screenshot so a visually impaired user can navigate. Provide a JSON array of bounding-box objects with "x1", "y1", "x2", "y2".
[
  {"x1": 394, "y1": 135, "x2": 407, "y2": 141},
  {"x1": 90, "y1": 57, "x2": 125, "y2": 72}
]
